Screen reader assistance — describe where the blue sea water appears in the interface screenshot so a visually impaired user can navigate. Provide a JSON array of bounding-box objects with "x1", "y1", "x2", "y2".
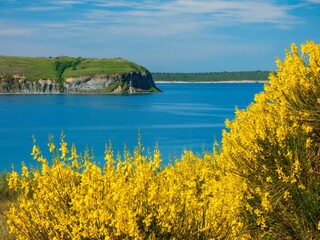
[{"x1": 0, "y1": 83, "x2": 264, "y2": 171}]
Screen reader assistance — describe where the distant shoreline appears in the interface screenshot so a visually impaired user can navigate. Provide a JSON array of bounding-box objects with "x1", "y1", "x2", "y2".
[{"x1": 155, "y1": 80, "x2": 268, "y2": 84}]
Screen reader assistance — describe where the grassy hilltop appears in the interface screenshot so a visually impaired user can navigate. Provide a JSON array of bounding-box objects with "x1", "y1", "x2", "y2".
[
  {"x1": 0, "y1": 56, "x2": 147, "y2": 81},
  {"x1": 0, "y1": 56, "x2": 157, "y2": 94}
]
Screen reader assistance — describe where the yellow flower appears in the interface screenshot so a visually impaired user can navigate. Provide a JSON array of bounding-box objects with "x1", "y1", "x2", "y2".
[
  {"x1": 48, "y1": 142, "x2": 55, "y2": 153},
  {"x1": 31, "y1": 145, "x2": 41, "y2": 160},
  {"x1": 306, "y1": 138, "x2": 312, "y2": 148},
  {"x1": 283, "y1": 191, "x2": 291, "y2": 201},
  {"x1": 266, "y1": 176, "x2": 273, "y2": 183}
]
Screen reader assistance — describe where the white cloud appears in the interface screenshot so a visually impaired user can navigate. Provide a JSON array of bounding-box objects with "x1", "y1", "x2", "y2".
[
  {"x1": 53, "y1": 0, "x2": 86, "y2": 5},
  {"x1": 18, "y1": 6, "x2": 63, "y2": 12},
  {"x1": 80, "y1": 0, "x2": 300, "y2": 37},
  {"x1": 307, "y1": 0, "x2": 320, "y2": 3},
  {"x1": 94, "y1": 1, "x2": 141, "y2": 8},
  {"x1": 2, "y1": 0, "x2": 301, "y2": 36},
  {"x1": 0, "y1": 28, "x2": 33, "y2": 36},
  {"x1": 0, "y1": 23, "x2": 34, "y2": 36},
  {"x1": 42, "y1": 23, "x2": 75, "y2": 28},
  {"x1": 102, "y1": 0, "x2": 295, "y2": 24}
]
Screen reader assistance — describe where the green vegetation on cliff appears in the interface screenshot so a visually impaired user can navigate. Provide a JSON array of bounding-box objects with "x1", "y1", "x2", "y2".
[
  {"x1": 0, "y1": 56, "x2": 57, "y2": 81},
  {"x1": 63, "y1": 58, "x2": 146, "y2": 78},
  {"x1": 152, "y1": 71, "x2": 271, "y2": 82},
  {"x1": 0, "y1": 56, "x2": 147, "y2": 81}
]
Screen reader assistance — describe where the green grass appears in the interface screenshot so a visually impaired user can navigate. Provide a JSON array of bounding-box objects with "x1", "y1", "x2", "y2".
[
  {"x1": 0, "y1": 56, "x2": 57, "y2": 81},
  {"x1": 0, "y1": 56, "x2": 147, "y2": 82},
  {"x1": 63, "y1": 58, "x2": 146, "y2": 78}
]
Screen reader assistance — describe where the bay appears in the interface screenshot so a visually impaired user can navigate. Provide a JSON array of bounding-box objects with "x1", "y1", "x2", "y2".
[{"x1": 0, "y1": 83, "x2": 264, "y2": 171}]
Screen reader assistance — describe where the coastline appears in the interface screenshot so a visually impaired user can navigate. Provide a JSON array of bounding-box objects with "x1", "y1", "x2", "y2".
[{"x1": 155, "y1": 80, "x2": 268, "y2": 84}]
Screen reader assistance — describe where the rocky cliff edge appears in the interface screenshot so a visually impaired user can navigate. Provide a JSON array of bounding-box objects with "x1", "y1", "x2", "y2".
[{"x1": 0, "y1": 71, "x2": 160, "y2": 94}]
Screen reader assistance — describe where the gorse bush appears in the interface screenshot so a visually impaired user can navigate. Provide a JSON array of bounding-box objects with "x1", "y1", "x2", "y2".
[
  {"x1": 4, "y1": 135, "x2": 246, "y2": 239},
  {"x1": 0, "y1": 172, "x2": 18, "y2": 201},
  {"x1": 4, "y1": 41, "x2": 320, "y2": 239},
  {"x1": 219, "y1": 41, "x2": 320, "y2": 239}
]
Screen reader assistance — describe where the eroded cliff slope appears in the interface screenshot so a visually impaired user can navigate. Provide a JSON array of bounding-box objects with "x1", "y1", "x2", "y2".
[{"x1": 0, "y1": 56, "x2": 160, "y2": 94}]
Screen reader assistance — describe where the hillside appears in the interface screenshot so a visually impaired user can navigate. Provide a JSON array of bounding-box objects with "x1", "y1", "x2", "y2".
[
  {"x1": 0, "y1": 56, "x2": 159, "y2": 94},
  {"x1": 152, "y1": 71, "x2": 271, "y2": 82}
]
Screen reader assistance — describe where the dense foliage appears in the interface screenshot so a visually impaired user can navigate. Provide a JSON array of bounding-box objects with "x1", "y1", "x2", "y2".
[
  {"x1": 219, "y1": 41, "x2": 320, "y2": 239},
  {"x1": 152, "y1": 71, "x2": 270, "y2": 82},
  {"x1": 4, "y1": 135, "x2": 247, "y2": 239},
  {"x1": 54, "y1": 57, "x2": 81, "y2": 92},
  {"x1": 4, "y1": 41, "x2": 320, "y2": 239}
]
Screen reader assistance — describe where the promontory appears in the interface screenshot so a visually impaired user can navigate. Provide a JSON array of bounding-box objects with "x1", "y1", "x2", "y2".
[{"x1": 0, "y1": 56, "x2": 161, "y2": 94}]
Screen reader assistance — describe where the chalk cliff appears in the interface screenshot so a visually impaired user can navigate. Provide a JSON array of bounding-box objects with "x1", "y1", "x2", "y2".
[
  {"x1": 0, "y1": 71, "x2": 160, "y2": 94},
  {"x1": 64, "y1": 71, "x2": 159, "y2": 94}
]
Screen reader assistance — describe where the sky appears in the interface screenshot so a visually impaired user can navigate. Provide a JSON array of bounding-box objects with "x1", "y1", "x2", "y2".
[{"x1": 0, "y1": 0, "x2": 319, "y2": 72}]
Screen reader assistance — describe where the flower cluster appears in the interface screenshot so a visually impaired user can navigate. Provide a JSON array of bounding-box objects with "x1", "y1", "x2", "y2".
[
  {"x1": 219, "y1": 41, "x2": 320, "y2": 238},
  {"x1": 5, "y1": 134, "x2": 246, "y2": 239}
]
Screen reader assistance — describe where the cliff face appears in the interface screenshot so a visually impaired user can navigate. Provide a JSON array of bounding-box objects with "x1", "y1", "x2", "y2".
[
  {"x1": 0, "y1": 74, "x2": 60, "y2": 94},
  {"x1": 0, "y1": 71, "x2": 160, "y2": 94}
]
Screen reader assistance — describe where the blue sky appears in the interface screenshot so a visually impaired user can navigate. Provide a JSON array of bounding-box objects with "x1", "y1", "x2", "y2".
[{"x1": 0, "y1": 0, "x2": 319, "y2": 72}]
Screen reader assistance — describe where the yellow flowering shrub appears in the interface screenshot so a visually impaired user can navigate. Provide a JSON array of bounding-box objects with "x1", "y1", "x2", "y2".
[
  {"x1": 219, "y1": 41, "x2": 320, "y2": 239},
  {"x1": 5, "y1": 134, "x2": 247, "y2": 239}
]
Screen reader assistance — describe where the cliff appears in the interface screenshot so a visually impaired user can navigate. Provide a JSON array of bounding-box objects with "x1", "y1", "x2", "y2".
[
  {"x1": 64, "y1": 71, "x2": 159, "y2": 94},
  {"x1": 0, "y1": 56, "x2": 160, "y2": 94},
  {"x1": 0, "y1": 71, "x2": 160, "y2": 94}
]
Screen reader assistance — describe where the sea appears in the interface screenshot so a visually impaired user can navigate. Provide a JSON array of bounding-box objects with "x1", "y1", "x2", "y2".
[{"x1": 0, "y1": 83, "x2": 264, "y2": 172}]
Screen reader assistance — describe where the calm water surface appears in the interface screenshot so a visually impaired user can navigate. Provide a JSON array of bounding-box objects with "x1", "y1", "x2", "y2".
[{"x1": 0, "y1": 83, "x2": 264, "y2": 171}]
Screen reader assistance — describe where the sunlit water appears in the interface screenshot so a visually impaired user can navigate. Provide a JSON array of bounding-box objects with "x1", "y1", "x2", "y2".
[{"x1": 0, "y1": 83, "x2": 264, "y2": 171}]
